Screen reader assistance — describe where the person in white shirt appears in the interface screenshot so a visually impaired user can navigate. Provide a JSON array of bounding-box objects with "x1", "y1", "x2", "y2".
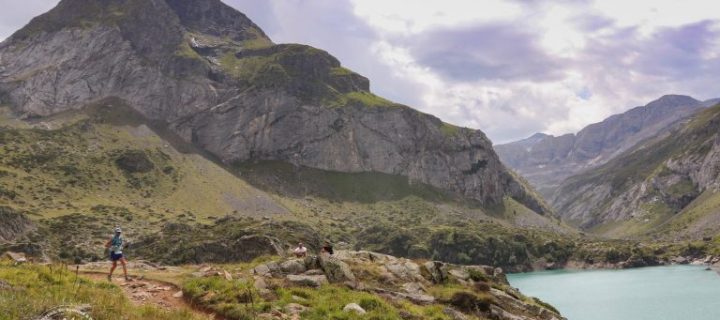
[{"x1": 293, "y1": 242, "x2": 308, "y2": 258}]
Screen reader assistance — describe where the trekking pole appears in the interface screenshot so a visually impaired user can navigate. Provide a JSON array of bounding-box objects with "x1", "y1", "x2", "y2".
[
  {"x1": 74, "y1": 265, "x2": 82, "y2": 299},
  {"x1": 74, "y1": 265, "x2": 80, "y2": 287},
  {"x1": 249, "y1": 288, "x2": 256, "y2": 320}
]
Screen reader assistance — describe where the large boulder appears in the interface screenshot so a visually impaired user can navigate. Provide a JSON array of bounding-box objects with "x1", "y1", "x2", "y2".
[
  {"x1": 303, "y1": 255, "x2": 322, "y2": 270},
  {"x1": 334, "y1": 250, "x2": 397, "y2": 263},
  {"x1": 320, "y1": 256, "x2": 356, "y2": 283},
  {"x1": 254, "y1": 261, "x2": 280, "y2": 277},
  {"x1": 385, "y1": 259, "x2": 422, "y2": 281},
  {"x1": 343, "y1": 303, "x2": 366, "y2": 315},
  {"x1": 422, "y1": 261, "x2": 449, "y2": 284},
  {"x1": 280, "y1": 259, "x2": 307, "y2": 274},
  {"x1": 286, "y1": 274, "x2": 328, "y2": 287}
]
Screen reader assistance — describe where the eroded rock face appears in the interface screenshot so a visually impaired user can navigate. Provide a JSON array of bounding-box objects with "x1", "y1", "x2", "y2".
[
  {"x1": 319, "y1": 255, "x2": 356, "y2": 283},
  {"x1": 0, "y1": 0, "x2": 546, "y2": 211},
  {"x1": 115, "y1": 150, "x2": 155, "y2": 173},
  {"x1": 0, "y1": 207, "x2": 35, "y2": 243}
]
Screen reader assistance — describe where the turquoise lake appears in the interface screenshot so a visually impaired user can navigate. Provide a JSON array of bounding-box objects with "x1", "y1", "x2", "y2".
[{"x1": 507, "y1": 265, "x2": 720, "y2": 320}]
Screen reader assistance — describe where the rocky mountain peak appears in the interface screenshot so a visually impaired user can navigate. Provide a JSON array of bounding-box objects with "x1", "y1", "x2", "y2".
[
  {"x1": 164, "y1": 0, "x2": 270, "y2": 42},
  {"x1": 645, "y1": 94, "x2": 700, "y2": 109},
  {"x1": 0, "y1": 0, "x2": 548, "y2": 213}
]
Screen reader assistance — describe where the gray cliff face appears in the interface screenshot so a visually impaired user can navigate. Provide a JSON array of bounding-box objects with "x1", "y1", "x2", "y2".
[
  {"x1": 551, "y1": 105, "x2": 720, "y2": 236},
  {"x1": 0, "y1": 0, "x2": 545, "y2": 212},
  {"x1": 495, "y1": 95, "x2": 705, "y2": 198},
  {"x1": 172, "y1": 91, "x2": 513, "y2": 206}
]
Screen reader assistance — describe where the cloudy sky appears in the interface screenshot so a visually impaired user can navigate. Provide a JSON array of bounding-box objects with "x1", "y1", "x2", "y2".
[{"x1": 2, "y1": 0, "x2": 719, "y2": 143}]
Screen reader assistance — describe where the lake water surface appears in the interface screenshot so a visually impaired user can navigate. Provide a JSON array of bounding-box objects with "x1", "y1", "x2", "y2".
[{"x1": 507, "y1": 265, "x2": 720, "y2": 320}]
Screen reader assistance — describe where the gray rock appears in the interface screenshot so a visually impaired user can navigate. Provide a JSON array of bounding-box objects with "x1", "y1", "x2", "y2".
[
  {"x1": 423, "y1": 261, "x2": 449, "y2": 284},
  {"x1": 672, "y1": 256, "x2": 689, "y2": 265},
  {"x1": 342, "y1": 303, "x2": 366, "y2": 314},
  {"x1": 448, "y1": 268, "x2": 469, "y2": 281},
  {"x1": 303, "y1": 269, "x2": 325, "y2": 276},
  {"x1": 254, "y1": 264, "x2": 272, "y2": 277},
  {"x1": 286, "y1": 274, "x2": 328, "y2": 287},
  {"x1": 253, "y1": 276, "x2": 268, "y2": 291},
  {"x1": 303, "y1": 256, "x2": 321, "y2": 270},
  {"x1": 443, "y1": 307, "x2": 469, "y2": 320},
  {"x1": 404, "y1": 293, "x2": 435, "y2": 305},
  {"x1": 320, "y1": 256, "x2": 356, "y2": 283},
  {"x1": 280, "y1": 259, "x2": 307, "y2": 274},
  {"x1": 385, "y1": 260, "x2": 422, "y2": 281},
  {"x1": 401, "y1": 282, "x2": 426, "y2": 295},
  {"x1": 284, "y1": 303, "x2": 308, "y2": 315}
]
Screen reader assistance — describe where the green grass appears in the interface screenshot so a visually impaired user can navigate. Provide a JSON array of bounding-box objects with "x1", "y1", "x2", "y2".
[
  {"x1": 440, "y1": 123, "x2": 461, "y2": 137},
  {"x1": 658, "y1": 189, "x2": 720, "y2": 237},
  {"x1": 343, "y1": 91, "x2": 396, "y2": 108},
  {"x1": 183, "y1": 277, "x2": 263, "y2": 319},
  {"x1": 330, "y1": 67, "x2": 354, "y2": 76},
  {"x1": 0, "y1": 260, "x2": 205, "y2": 320},
  {"x1": 275, "y1": 285, "x2": 400, "y2": 319},
  {"x1": 175, "y1": 41, "x2": 203, "y2": 60}
]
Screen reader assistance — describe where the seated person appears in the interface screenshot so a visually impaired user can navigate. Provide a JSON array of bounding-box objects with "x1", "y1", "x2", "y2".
[
  {"x1": 293, "y1": 242, "x2": 308, "y2": 258},
  {"x1": 320, "y1": 241, "x2": 334, "y2": 256}
]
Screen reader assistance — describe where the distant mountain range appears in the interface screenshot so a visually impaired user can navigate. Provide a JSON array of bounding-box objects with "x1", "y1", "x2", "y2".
[
  {"x1": 497, "y1": 95, "x2": 720, "y2": 238},
  {"x1": 496, "y1": 95, "x2": 711, "y2": 198},
  {"x1": 554, "y1": 102, "x2": 720, "y2": 238}
]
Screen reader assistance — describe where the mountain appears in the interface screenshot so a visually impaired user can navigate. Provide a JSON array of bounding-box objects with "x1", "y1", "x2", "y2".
[
  {"x1": 552, "y1": 103, "x2": 720, "y2": 238},
  {"x1": 495, "y1": 95, "x2": 706, "y2": 197},
  {"x1": 0, "y1": 0, "x2": 546, "y2": 214},
  {"x1": 0, "y1": 0, "x2": 574, "y2": 269}
]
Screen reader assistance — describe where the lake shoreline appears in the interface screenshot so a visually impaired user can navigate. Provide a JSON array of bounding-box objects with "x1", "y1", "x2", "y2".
[{"x1": 521, "y1": 254, "x2": 720, "y2": 273}]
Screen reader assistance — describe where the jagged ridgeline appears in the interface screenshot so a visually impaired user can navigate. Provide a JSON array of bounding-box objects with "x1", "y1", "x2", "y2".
[{"x1": 0, "y1": 0, "x2": 567, "y2": 270}]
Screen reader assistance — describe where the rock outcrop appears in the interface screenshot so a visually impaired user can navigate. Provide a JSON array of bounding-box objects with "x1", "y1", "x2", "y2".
[
  {"x1": 0, "y1": 0, "x2": 546, "y2": 212},
  {"x1": 496, "y1": 95, "x2": 706, "y2": 198},
  {"x1": 0, "y1": 207, "x2": 34, "y2": 243},
  {"x1": 246, "y1": 250, "x2": 565, "y2": 320}
]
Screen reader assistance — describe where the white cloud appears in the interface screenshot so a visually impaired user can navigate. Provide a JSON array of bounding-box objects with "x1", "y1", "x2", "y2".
[
  {"x1": 340, "y1": 0, "x2": 720, "y2": 142},
  {"x1": 349, "y1": 0, "x2": 523, "y2": 35},
  {"x1": 0, "y1": 0, "x2": 58, "y2": 41}
]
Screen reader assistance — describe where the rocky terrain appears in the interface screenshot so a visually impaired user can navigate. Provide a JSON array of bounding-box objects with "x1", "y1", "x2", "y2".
[
  {"x1": 80, "y1": 250, "x2": 566, "y2": 320},
  {"x1": 0, "y1": 0, "x2": 545, "y2": 213},
  {"x1": 495, "y1": 95, "x2": 707, "y2": 198},
  {"x1": 552, "y1": 103, "x2": 720, "y2": 237}
]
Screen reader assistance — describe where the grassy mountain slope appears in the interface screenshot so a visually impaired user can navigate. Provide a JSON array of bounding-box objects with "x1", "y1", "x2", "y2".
[{"x1": 0, "y1": 104, "x2": 577, "y2": 271}]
